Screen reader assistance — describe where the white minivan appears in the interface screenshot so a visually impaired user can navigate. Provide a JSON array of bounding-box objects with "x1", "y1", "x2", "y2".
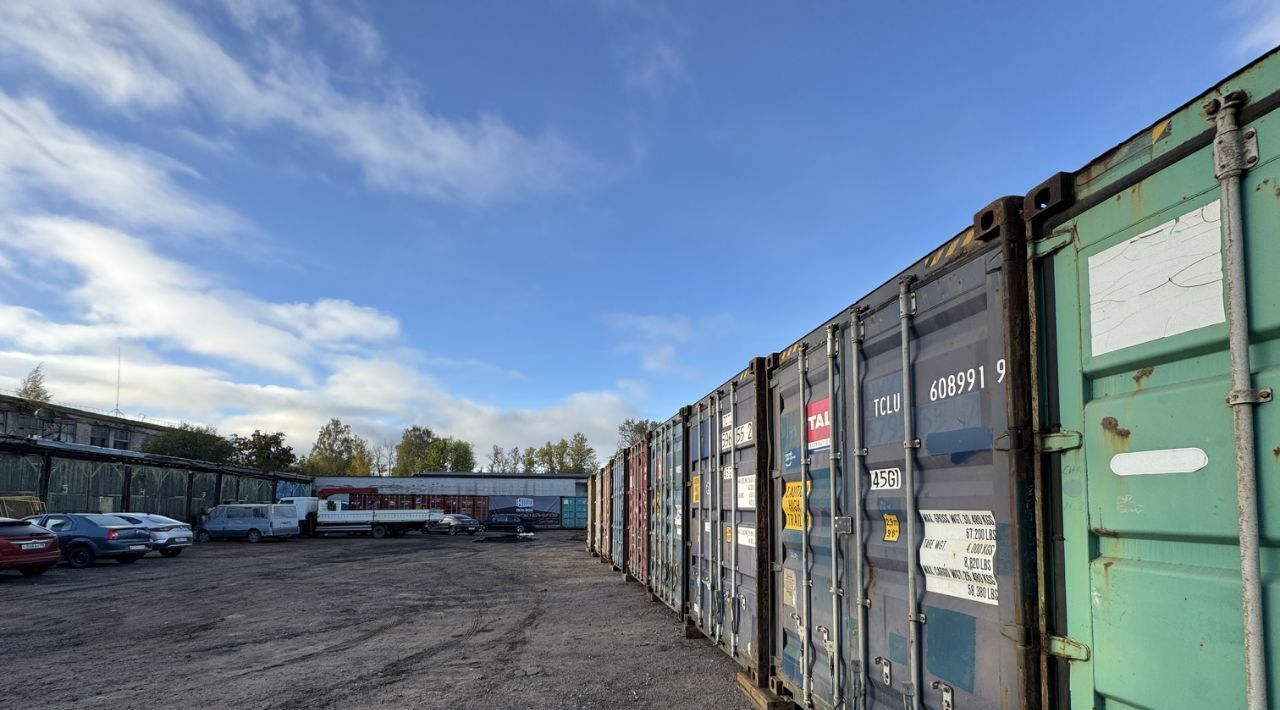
[{"x1": 195, "y1": 503, "x2": 299, "y2": 543}]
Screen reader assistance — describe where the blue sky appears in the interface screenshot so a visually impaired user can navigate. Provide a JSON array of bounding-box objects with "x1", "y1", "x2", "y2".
[{"x1": 0, "y1": 1, "x2": 1274, "y2": 461}]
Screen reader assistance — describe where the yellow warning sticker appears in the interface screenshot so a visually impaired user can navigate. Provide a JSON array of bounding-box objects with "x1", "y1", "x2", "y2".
[
  {"x1": 692, "y1": 475, "x2": 700, "y2": 505},
  {"x1": 883, "y1": 513, "x2": 900, "y2": 542},
  {"x1": 724, "y1": 525, "x2": 733, "y2": 543},
  {"x1": 782, "y1": 480, "x2": 812, "y2": 531}
]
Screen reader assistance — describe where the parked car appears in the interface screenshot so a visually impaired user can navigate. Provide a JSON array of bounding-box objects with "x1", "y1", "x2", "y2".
[
  {"x1": 23, "y1": 514, "x2": 152, "y2": 568},
  {"x1": 0, "y1": 517, "x2": 61, "y2": 576},
  {"x1": 434, "y1": 514, "x2": 483, "y2": 536},
  {"x1": 113, "y1": 513, "x2": 193, "y2": 557},
  {"x1": 196, "y1": 504, "x2": 299, "y2": 543},
  {"x1": 484, "y1": 514, "x2": 536, "y2": 534}
]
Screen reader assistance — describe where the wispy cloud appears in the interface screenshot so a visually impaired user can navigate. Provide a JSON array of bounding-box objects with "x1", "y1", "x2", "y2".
[
  {"x1": 597, "y1": 0, "x2": 691, "y2": 101},
  {"x1": 1230, "y1": 0, "x2": 1280, "y2": 57},
  {"x1": 0, "y1": 93, "x2": 242, "y2": 235},
  {"x1": 620, "y1": 39, "x2": 688, "y2": 99},
  {"x1": 608, "y1": 312, "x2": 734, "y2": 376},
  {"x1": 0, "y1": 0, "x2": 582, "y2": 206}
]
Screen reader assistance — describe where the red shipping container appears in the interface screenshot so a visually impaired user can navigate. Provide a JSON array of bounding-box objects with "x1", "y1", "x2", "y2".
[{"x1": 626, "y1": 438, "x2": 650, "y2": 584}]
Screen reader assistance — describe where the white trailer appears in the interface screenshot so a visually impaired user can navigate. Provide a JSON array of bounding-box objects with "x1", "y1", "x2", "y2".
[{"x1": 279, "y1": 497, "x2": 444, "y2": 539}]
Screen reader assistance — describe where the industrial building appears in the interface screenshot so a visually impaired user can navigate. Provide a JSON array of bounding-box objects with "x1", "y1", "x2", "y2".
[
  {"x1": 312, "y1": 473, "x2": 589, "y2": 528},
  {"x1": 0, "y1": 394, "x2": 176, "y2": 452}
]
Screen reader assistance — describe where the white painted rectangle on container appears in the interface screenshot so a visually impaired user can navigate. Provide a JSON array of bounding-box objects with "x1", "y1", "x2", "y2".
[
  {"x1": 737, "y1": 474, "x2": 756, "y2": 508},
  {"x1": 1088, "y1": 200, "x2": 1225, "y2": 357},
  {"x1": 919, "y1": 509, "x2": 999, "y2": 606},
  {"x1": 1110, "y1": 448, "x2": 1208, "y2": 476}
]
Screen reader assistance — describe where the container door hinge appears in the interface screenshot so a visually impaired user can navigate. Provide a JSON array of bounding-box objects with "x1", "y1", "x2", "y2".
[
  {"x1": 1038, "y1": 430, "x2": 1083, "y2": 453},
  {"x1": 833, "y1": 516, "x2": 853, "y2": 535},
  {"x1": 1046, "y1": 635, "x2": 1091, "y2": 661},
  {"x1": 931, "y1": 681, "x2": 954, "y2": 710}
]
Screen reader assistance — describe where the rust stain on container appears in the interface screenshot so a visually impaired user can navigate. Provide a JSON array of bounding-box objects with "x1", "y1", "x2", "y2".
[
  {"x1": 1100, "y1": 416, "x2": 1131, "y2": 438},
  {"x1": 1132, "y1": 366, "x2": 1154, "y2": 386}
]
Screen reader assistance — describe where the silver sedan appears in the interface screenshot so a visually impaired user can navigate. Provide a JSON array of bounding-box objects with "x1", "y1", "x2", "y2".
[{"x1": 115, "y1": 514, "x2": 194, "y2": 557}]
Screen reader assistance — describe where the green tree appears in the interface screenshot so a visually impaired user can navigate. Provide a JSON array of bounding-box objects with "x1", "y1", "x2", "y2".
[
  {"x1": 566, "y1": 432, "x2": 598, "y2": 473},
  {"x1": 16, "y1": 364, "x2": 51, "y2": 410},
  {"x1": 392, "y1": 425, "x2": 437, "y2": 476},
  {"x1": 509, "y1": 446, "x2": 523, "y2": 472},
  {"x1": 229, "y1": 430, "x2": 297, "y2": 471},
  {"x1": 520, "y1": 447, "x2": 539, "y2": 474},
  {"x1": 533, "y1": 439, "x2": 571, "y2": 474},
  {"x1": 617, "y1": 418, "x2": 658, "y2": 448},
  {"x1": 142, "y1": 423, "x2": 234, "y2": 463},
  {"x1": 446, "y1": 439, "x2": 476, "y2": 472},
  {"x1": 301, "y1": 418, "x2": 373, "y2": 476},
  {"x1": 393, "y1": 426, "x2": 475, "y2": 474},
  {"x1": 487, "y1": 445, "x2": 507, "y2": 472}
]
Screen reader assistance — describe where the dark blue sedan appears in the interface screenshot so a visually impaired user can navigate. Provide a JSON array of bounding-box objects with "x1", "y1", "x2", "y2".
[{"x1": 23, "y1": 514, "x2": 153, "y2": 568}]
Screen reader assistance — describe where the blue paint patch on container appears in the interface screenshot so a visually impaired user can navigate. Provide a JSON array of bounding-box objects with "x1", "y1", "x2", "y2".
[{"x1": 925, "y1": 606, "x2": 976, "y2": 692}]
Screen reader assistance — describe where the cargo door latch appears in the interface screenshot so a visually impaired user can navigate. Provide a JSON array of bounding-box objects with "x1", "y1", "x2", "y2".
[
  {"x1": 1037, "y1": 430, "x2": 1083, "y2": 453},
  {"x1": 833, "y1": 516, "x2": 853, "y2": 535},
  {"x1": 930, "y1": 681, "x2": 954, "y2": 710},
  {"x1": 1046, "y1": 635, "x2": 1091, "y2": 661}
]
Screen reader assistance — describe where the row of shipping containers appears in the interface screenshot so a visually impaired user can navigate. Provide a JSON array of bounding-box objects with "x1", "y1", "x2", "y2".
[
  {"x1": 343, "y1": 491, "x2": 589, "y2": 529},
  {"x1": 587, "y1": 49, "x2": 1280, "y2": 710}
]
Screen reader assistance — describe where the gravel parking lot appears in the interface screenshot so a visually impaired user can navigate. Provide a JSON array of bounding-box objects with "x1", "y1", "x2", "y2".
[{"x1": 0, "y1": 530, "x2": 745, "y2": 710}]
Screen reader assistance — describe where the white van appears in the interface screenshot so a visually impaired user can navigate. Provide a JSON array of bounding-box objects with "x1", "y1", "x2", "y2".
[{"x1": 196, "y1": 503, "x2": 299, "y2": 543}]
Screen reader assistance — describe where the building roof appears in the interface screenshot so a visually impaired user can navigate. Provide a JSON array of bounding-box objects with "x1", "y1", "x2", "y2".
[
  {"x1": 0, "y1": 393, "x2": 179, "y2": 432},
  {"x1": 410, "y1": 471, "x2": 589, "y2": 480}
]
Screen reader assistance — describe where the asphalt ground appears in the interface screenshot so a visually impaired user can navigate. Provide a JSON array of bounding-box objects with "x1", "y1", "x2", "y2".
[{"x1": 0, "y1": 530, "x2": 746, "y2": 710}]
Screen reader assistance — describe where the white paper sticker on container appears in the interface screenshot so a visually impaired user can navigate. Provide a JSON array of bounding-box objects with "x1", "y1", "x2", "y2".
[
  {"x1": 782, "y1": 568, "x2": 796, "y2": 608},
  {"x1": 919, "y1": 509, "x2": 999, "y2": 606},
  {"x1": 1110, "y1": 448, "x2": 1208, "y2": 476},
  {"x1": 1088, "y1": 200, "x2": 1225, "y2": 357},
  {"x1": 737, "y1": 474, "x2": 756, "y2": 509},
  {"x1": 737, "y1": 525, "x2": 756, "y2": 547}
]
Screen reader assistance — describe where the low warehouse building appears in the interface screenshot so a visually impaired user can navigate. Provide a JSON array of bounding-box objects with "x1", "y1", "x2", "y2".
[{"x1": 311, "y1": 473, "x2": 589, "y2": 529}]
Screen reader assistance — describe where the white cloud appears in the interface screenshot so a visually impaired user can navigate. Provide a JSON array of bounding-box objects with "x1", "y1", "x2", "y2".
[
  {"x1": 1233, "y1": 0, "x2": 1280, "y2": 57},
  {"x1": 608, "y1": 312, "x2": 734, "y2": 375},
  {"x1": 0, "y1": 94, "x2": 242, "y2": 234},
  {"x1": 0, "y1": 0, "x2": 581, "y2": 205},
  {"x1": 312, "y1": 0, "x2": 385, "y2": 64},
  {"x1": 621, "y1": 39, "x2": 688, "y2": 98}
]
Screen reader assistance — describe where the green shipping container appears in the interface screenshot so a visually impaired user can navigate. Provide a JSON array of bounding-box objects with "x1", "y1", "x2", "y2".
[
  {"x1": 561, "y1": 495, "x2": 587, "y2": 529},
  {"x1": 1029, "y1": 51, "x2": 1280, "y2": 709}
]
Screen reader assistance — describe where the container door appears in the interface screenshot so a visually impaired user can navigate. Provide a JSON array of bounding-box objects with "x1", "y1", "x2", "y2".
[
  {"x1": 601, "y1": 467, "x2": 611, "y2": 564},
  {"x1": 688, "y1": 402, "x2": 716, "y2": 636},
  {"x1": 612, "y1": 456, "x2": 626, "y2": 569},
  {"x1": 648, "y1": 429, "x2": 663, "y2": 597},
  {"x1": 1035, "y1": 73, "x2": 1280, "y2": 709},
  {"x1": 650, "y1": 415, "x2": 686, "y2": 614},
  {"x1": 852, "y1": 239, "x2": 1036, "y2": 710},
  {"x1": 772, "y1": 334, "x2": 843, "y2": 708},
  {"x1": 722, "y1": 368, "x2": 768, "y2": 685}
]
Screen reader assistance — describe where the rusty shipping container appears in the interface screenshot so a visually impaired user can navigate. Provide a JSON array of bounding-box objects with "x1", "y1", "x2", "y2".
[
  {"x1": 610, "y1": 452, "x2": 627, "y2": 571},
  {"x1": 586, "y1": 473, "x2": 593, "y2": 555},
  {"x1": 626, "y1": 434, "x2": 650, "y2": 584},
  {"x1": 647, "y1": 409, "x2": 687, "y2": 615},
  {"x1": 688, "y1": 359, "x2": 772, "y2": 686},
  {"x1": 599, "y1": 465, "x2": 612, "y2": 565},
  {"x1": 1025, "y1": 50, "x2": 1280, "y2": 710}
]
